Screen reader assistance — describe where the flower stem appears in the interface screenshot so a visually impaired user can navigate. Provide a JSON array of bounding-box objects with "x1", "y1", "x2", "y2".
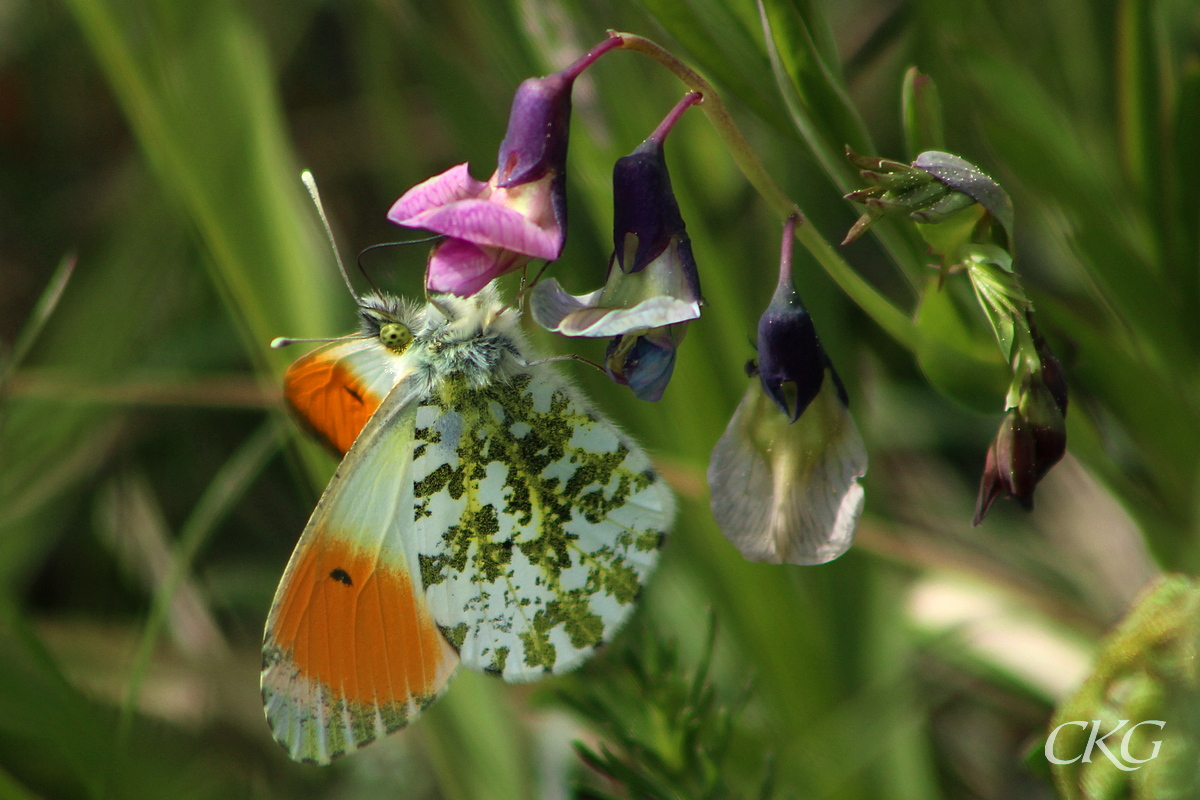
[
  {"x1": 562, "y1": 35, "x2": 623, "y2": 82},
  {"x1": 779, "y1": 214, "x2": 797, "y2": 288},
  {"x1": 648, "y1": 91, "x2": 702, "y2": 145},
  {"x1": 610, "y1": 32, "x2": 793, "y2": 216},
  {"x1": 609, "y1": 31, "x2": 918, "y2": 352}
]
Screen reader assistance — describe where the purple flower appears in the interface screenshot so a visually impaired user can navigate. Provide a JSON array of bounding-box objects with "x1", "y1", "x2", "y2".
[
  {"x1": 531, "y1": 92, "x2": 703, "y2": 401},
  {"x1": 707, "y1": 215, "x2": 867, "y2": 565},
  {"x1": 388, "y1": 37, "x2": 622, "y2": 297},
  {"x1": 603, "y1": 324, "x2": 687, "y2": 403}
]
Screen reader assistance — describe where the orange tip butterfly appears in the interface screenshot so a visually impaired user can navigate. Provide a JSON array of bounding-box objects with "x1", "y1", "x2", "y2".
[{"x1": 261, "y1": 173, "x2": 674, "y2": 764}]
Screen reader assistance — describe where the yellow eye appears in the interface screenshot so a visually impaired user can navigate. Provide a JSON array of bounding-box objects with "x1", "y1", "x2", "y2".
[{"x1": 379, "y1": 322, "x2": 413, "y2": 353}]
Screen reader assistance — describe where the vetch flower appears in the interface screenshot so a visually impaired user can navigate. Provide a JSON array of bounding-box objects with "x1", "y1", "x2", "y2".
[
  {"x1": 531, "y1": 92, "x2": 703, "y2": 401},
  {"x1": 708, "y1": 216, "x2": 867, "y2": 565},
  {"x1": 973, "y1": 315, "x2": 1068, "y2": 524},
  {"x1": 388, "y1": 37, "x2": 622, "y2": 297}
]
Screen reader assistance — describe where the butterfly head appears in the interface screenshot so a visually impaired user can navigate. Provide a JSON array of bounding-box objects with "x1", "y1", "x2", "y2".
[{"x1": 357, "y1": 291, "x2": 424, "y2": 353}]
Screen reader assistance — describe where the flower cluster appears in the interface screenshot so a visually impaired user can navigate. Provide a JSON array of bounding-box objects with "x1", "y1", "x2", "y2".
[
  {"x1": 387, "y1": 35, "x2": 870, "y2": 564},
  {"x1": 388, "y1": 37, "x2": 621, "y2": 296},
  {"x1": 388, "y1": 38, "x2": 704, "y2": 402}
]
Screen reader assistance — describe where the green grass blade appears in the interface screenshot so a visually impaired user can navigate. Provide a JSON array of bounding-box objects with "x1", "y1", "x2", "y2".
[
  {"x1": 0, "y1": 254, "x2": 76, "y2": 390},
  {"x1": 756, "y1": 0, "x2": 927, "y2": 288},
  {"x1": 115, "y1": 420, "x2": 283, "y2": 748}
]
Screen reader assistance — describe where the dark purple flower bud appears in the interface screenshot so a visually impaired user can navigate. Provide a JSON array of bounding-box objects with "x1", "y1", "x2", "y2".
[
  {"x1": 758, "y1": 215, "x2": 848, "y2": 421},
  {"x1": 610, "y1": 93, "x2": 702, "y2": 286},
  {"x1": 496, "y1": 37, "x2": 620, "y2": 188},
  {"x1": 708, "y1": 215, "x2": 867, "y2": 564},
  {"x1": 530, "y1": 92, "x2": 704, "y2": 402},
  {"x1": 973, "y1": 376, "x2": 1068, "y2": 525}
]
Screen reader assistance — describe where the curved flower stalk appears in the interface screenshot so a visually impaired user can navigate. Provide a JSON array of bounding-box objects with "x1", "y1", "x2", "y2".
[
  {"x1": 531, "y1": 92, "x2": 704, "y2": 401},
  {"x1": 388, "y1": 37, "x2": 621, "y2": 296},
  {"x1": 708, "y1": 216, "x2": 867, "y2": 565}
]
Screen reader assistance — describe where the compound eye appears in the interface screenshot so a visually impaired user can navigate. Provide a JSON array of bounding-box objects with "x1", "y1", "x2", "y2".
[{"x1": 379, "y1": 322, "x2": 413, "y2": 353}]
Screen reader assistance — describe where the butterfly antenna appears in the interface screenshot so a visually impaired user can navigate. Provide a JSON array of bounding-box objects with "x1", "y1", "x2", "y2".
[
  {"x1": 302, "y1": 170, "x2": 358, "y2": 300},
  {"x1": 271, "y1": 333, "x2": 368, "y2": 349},
  {"x1": 519, "y1": 352, "x2": 606, "y2": 372}
]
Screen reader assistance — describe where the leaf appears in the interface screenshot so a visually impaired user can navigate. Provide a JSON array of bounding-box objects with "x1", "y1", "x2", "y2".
[{"x1": 0, "y1": 254, "x2": 76, "y2": 391}]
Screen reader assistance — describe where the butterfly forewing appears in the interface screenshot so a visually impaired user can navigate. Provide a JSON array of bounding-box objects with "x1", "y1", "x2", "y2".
[
  {"x1": 263, "y1": 377, "x2": 460, "y2": 765},
  {"x1": 407, "y1": 367, "x2": 674, "y2": 680},
  {"x1": 284, "y1": 338, "x2": 408, "y2": 456}
]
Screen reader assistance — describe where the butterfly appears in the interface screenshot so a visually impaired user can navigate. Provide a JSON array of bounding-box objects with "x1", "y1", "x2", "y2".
[{"x1": 262, "y1": 280, "x2": 675, "y2": 764}]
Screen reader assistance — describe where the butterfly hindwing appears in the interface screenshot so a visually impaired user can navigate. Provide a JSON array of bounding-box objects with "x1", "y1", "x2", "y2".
[
  {"x1": 407, "y1": 366, "x2": 674, "y2": 680},
  {"x1": 262, "y1": 376, "x2": 460, "y2": 765}
]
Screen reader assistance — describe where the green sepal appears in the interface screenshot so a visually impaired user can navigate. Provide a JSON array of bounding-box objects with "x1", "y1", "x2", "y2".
[
  {"x1": 914, "y1": 202, "x2": 986, "y2": 268},
  {"x1": 965, "y1": 245, "x2": 1027, "y2": 363}
]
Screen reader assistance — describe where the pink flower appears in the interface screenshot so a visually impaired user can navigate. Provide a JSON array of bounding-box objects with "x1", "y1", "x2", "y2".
[
  {"x1": 389, "y1": 164, "x2": 564, "y2": 295},
  {"x1": 388, "y1": 37, "x2": 622, "y2": 296}
]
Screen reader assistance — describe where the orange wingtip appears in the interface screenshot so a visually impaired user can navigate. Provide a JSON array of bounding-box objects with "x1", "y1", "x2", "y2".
[
  {"x1": 284, "y1": 350, "x2": 382, "y2": 456},
  {"x1": 263, "y1": 534, "x2": 458, "y2": 762}
]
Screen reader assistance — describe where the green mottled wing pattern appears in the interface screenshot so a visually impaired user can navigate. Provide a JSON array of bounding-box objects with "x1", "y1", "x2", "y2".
[{"x1": 406, "y1": 368, "x2": 674, "y2": 680}]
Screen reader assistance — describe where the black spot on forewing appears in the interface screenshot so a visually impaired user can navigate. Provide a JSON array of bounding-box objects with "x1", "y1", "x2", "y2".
[{"x1": 330, "y1": 568, "x2": 353, "y2": 586}]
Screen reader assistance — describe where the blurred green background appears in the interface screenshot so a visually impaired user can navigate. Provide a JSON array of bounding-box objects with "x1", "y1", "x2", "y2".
[{"x1": 2, "y1": 0, "x2": 1199, "y2": 798}]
